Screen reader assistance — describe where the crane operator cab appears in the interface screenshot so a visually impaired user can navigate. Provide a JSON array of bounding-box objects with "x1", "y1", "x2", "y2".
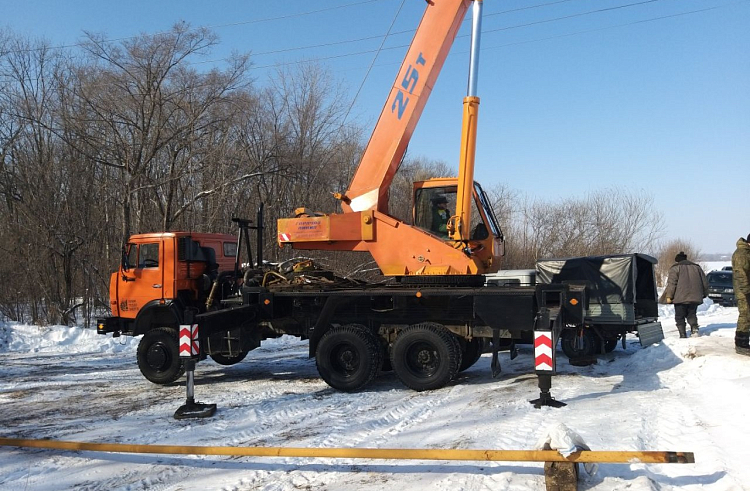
[{"x1": 413, "y1": 178, "x2": 505, "y2": 266}]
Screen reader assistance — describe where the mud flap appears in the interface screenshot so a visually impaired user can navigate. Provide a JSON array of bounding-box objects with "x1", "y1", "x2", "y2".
[
  {"x1": 637, "y1": 321, "x2": 664, "y2": 347},
  {"x1": 491, "y1": 328, "x2": 501, "y2": 378}
]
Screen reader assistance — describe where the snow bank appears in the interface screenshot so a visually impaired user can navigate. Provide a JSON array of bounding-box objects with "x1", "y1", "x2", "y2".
[{"x1": 0, "y1": 321, "x2": 137, "y2": 354}]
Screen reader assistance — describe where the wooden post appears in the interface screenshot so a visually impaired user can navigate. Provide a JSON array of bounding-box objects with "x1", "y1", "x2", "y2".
[{"x1": 544, "y1": 461, "x2": 579, "y2": 491}]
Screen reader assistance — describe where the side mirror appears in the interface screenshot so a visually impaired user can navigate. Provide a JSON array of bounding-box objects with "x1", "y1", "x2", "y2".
[{"x1": 121, "y1": 246, "x2": 130, "y2": 272}]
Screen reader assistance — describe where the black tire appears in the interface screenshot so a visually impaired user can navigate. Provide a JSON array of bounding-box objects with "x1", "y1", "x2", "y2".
[
  {"x1": 603, "y1": 338, "x2": 619, "y2": 353},
  {"x1": 210, "y1": 350, "x2": 249, "y2": 366},
  {"x1": 459, "y1": 337, "x2": 484, "y2": 372},
  {"x1": 560, "y1": 328, "x2": 601, "y2": 359},
  {"x1": 391, "y1": 323, "x2": 461, "y2": 391},
  {"x1": 315, "y1": 325, "x2": 383, "y2": 392},
  {"x1": 137, "y1": 327, "x2": 184, "y2": 384}
]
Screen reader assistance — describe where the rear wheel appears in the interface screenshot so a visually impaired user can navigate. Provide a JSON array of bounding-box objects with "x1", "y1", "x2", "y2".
[
  {"x1": 391, "y1": 323, "x2": 461, "y2": 391},
  {"x1": 137, "y1": 327, "x2": 184, "y2": 384},
  {"x1": 459, "y1": 337, "x2": 485, "y2": 372},
  {"x1": 316, "y1": 324, "x2": 382, "y2": 392}
]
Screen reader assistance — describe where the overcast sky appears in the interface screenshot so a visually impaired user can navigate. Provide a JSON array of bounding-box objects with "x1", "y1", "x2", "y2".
[{"x1": 3, "y1": 0, "x2": 748, "y2": 253}]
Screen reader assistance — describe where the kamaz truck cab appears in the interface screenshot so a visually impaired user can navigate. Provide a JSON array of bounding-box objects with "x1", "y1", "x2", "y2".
[{"x1": 97, "y1": 232, "x2": 240, "y2": 383}]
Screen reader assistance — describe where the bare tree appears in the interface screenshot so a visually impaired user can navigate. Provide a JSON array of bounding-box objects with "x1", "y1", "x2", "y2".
[
  {"x1": 64, "y1": 23, "x2": 250, "y2": 240},
  {"x1": 491, "y1": 187, "x2": 664, "y2": 269},
  {"x1": 0, "y1": 33, "x2": 100, "y2": 324}
]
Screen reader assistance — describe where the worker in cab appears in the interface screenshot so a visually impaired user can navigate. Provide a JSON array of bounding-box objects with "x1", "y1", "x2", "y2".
[{"x1": 431, "y1": 195, "x2": 450, "y2": 238}]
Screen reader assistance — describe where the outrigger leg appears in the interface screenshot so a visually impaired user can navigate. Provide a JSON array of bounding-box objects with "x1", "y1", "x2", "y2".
[
  {"x1": 530, "y1": 373, "x2": 566, "y2": 409},
  {"x1": 174, "y1": 359, "x2": 217, "y2": 419},
  {"x1": 529, "y1": 307, "x2": 566, "y2": 408},
  {"x1": 174, "y1": 311, "x2": 217, "y2": 420}
]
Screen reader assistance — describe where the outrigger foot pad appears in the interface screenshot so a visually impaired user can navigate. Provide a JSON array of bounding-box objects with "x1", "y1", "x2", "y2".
[
  {"x1": 174, "y1": 401, "x2": 217, "y2": 420},
  {"x1": 530, "y1": 392, "x2": 567, "y2": 409}
]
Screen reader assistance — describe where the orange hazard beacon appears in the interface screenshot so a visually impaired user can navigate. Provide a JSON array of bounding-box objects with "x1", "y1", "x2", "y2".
[{"x1": 278, "y1": 0, "x2": 504, "y2": 279}]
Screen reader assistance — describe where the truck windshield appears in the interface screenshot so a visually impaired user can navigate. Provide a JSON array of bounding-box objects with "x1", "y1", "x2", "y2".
[
  {"x1": 474, "y1": 182, "x2": 502, "y2": 239},
  {"x1": 414, "y1": 187, "x2": 457, "y2": 238},
  {"x1": 708, "y1": 273, "x2": 732, "y2": 287},
  {"x1": 413, "y1": 184, "x2": 500, "y2": 241}
]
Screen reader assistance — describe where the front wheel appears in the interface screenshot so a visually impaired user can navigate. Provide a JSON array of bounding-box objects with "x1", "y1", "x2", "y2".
[
  {"x1": 391, "y1": 323, "x2": 461, "y2": 391},
  {"x1": 137, "y1": 327, "x2": 184, "y2": 384},
  {"x1": 316, "y1": 324, "x2": 383, "y2": 392}
]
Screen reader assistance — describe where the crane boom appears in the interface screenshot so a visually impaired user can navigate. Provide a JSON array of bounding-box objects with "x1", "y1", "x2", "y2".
[
  {"x1": 341, "y1": 0, "x2": 471, "y2": 214},
  {"x1": 278, "y1": 0, "x2": 504, "y2": 278}
]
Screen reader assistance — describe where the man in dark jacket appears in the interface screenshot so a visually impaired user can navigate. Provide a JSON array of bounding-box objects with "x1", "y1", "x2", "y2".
[
  {"x1": 732, "y1": 235, "x2": 750, "y2": 355},
  {"x1": 430, "y1": 195, "x2": 450, "y2": 238},
  {"x1": 665, "y1": 251, "x2": 709, "y2": 338}
]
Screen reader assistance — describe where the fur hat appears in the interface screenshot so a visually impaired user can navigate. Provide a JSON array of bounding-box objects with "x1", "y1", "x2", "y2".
[
  {"x1": 675, "y1": 251, "x2": 687, "y2": 262},
  {"x1": 432, "y1": 195, "x2": 448, "y2": 205}
]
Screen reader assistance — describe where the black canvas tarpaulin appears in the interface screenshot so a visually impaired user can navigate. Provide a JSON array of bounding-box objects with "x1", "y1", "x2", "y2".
[{"x1": 536, "y1": 254, "x2": 658, "y2": 306}]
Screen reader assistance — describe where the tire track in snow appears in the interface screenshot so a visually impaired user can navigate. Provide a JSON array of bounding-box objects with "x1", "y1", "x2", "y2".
[
  {"x1": 634, "y1": 343, "x2": 749, "y2": 490},
  {"x1": 76, "y1": 463, "x2": 184, "y2": 491},
  {"x1": 213, "y1": 376, "x2": 514, "y2": 491}
]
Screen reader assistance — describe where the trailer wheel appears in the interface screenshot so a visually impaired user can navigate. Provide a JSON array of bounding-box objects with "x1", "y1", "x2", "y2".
[
  {"x1": 137, "y1": 327, "x2": 184, "y2": 384},
  {"x1": 210, "y1": 350, "x2": 249, "y2": 366},
  {"x1": 316, "y1": 324, "x2": 383, "y2": 392},
  {"x1": 560, "y1": 328, "x2": 601, "y2": 359},
  {"x1": 603, "y1": 338, "x2": 619, "y2": 353},
  {"x1": 459, "y1": 337, "x2": 485, "y2": 372},
  {"x1": 391, "y1": 323, "x2": 461, "y2": 391}
]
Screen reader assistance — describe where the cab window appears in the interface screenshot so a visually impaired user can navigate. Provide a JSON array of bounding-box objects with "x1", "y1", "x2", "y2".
[
  {"x1": 414, "y1": 185, "x2": 492, "y2": 240},
  {"x1": 223, "y1": 242, "x2": 237, "y2": 257},
  {"x1": 138, "y1": 243, "x2": 159, "y2": 268},
  {"x1": 414, "y1": 187, "x2": 456, "y2": 238},
  {"x1": 126, "y1": 244, "x2": 137, "y2": 269}
]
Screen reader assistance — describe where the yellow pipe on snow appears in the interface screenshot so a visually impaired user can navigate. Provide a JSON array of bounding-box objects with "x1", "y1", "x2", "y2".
[{"x1": 0, "y1": 437, "x2": 694, "y2": 464}]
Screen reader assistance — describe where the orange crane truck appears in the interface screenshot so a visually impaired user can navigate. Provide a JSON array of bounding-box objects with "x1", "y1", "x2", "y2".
[{"x1": 97, "y1": 0, "x2": 591, "y2": 398}]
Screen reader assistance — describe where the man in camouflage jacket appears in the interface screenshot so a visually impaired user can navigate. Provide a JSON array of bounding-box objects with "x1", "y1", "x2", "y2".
[
  {"x1": 665, "y1": 251, "x2": 708, "y2": 338},
  {"x1": 732, "y1": 235, "x2": 750, "y2": 355}
]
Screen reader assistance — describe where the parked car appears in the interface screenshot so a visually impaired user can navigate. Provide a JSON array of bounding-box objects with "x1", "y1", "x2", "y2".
[
  {"x1": 722, "y1": 266, "x2": 733, "y2": 271},
  {"x1": 707, "y1": 270, "x2": 736, "y2": 306}
]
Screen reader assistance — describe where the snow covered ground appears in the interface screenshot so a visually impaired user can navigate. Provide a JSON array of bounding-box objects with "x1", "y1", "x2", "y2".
[{"x1": 1, "y1": 264, "x2": 749, "y2": 491}]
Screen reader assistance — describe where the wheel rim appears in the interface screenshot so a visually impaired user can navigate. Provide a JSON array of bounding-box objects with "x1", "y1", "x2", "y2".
[
  {"x1": 404, "y1": 341, "x2": 439, "y2": 378},
  {"x1": 330, "y1": 343, "x2": 360, "y2": 377},
  {"x1": 146, "y1": 342, "x2": 171, "y2": 372}
]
